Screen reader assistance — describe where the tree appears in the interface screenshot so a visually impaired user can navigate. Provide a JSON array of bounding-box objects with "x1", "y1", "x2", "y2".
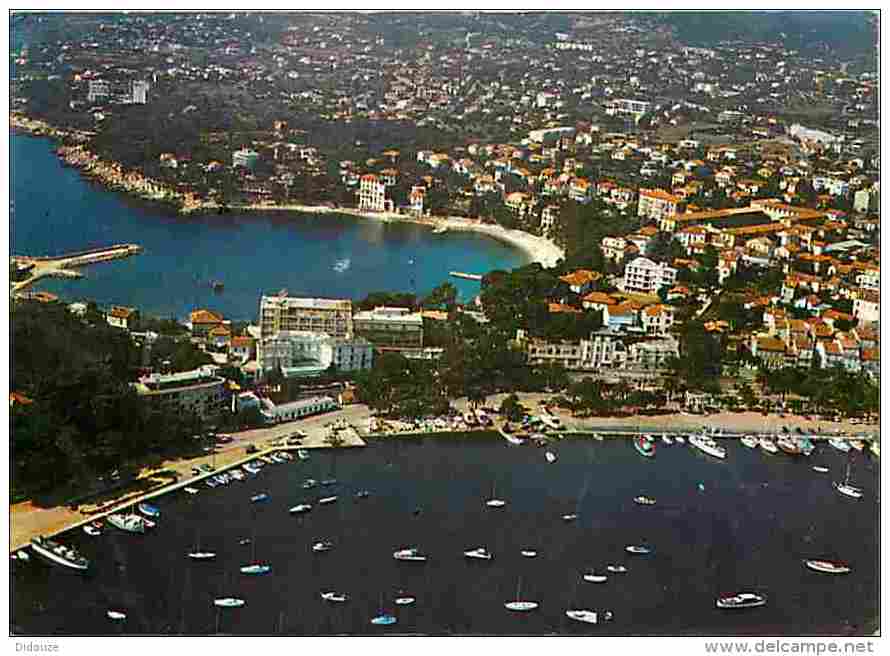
[
  {"x1": 422, "y1": 282, "x2": 458, "y2": 310},
  {"x1": 499, "y1": 394, "x2": 525, "y2": 422}
]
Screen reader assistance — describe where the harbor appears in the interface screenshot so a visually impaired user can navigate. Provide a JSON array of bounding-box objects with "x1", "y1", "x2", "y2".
[{"x1": 10, "y1": 432, "x2": 880, "y2": 635}]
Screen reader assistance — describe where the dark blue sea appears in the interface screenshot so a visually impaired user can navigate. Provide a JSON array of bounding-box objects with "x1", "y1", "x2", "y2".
[
  {"x1": 10, "y1": 133, "x2": 529, "y2": 321},
  {"x1": 10, "y1": 436, "x2": 880, "y2": 635}
]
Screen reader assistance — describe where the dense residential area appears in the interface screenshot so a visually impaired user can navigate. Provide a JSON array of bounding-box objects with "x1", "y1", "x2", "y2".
[{"x1": 10, "y1": 11, "x2": 880, "y2": 495}]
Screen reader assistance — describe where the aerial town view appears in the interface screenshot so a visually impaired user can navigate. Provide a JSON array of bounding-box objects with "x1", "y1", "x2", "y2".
[{"x1": 9, "y1": 10, "x2": 881, "y2": 642}]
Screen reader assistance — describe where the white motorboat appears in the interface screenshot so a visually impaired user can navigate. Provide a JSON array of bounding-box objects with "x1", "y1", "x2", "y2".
[
  {"x1": 592, "y1": 433, "x2": 604, "y2": 441},
  {"x1": 11, "y1": 550, "x2": 30, "y2": 562},
  {"x1": 184, "y1": 487, "x2": 199, "y2": 495},
  {"x1": 289, "y1": 504, "x2": 312, "y2": 514},
  {"x1": 741, "y1": 436, "x2": 759, "y2": 448},
  {"x1": 690, "y1": 434, "x2": 726, "y2": 459},
  {"x1": 312, "y1": 541, "x2": 334, "y2": 553},
  {"x1": 520, "y1": 549, "x2": 538, "y2": 558},
  {"x1": 606, "y1": 564, "x2": 627, "y2": 573},
  {"x1": 661, "y1": 433, "x2": 673, "y2": 445},
  {"x1": 371, "y1": 613, "x2": 397, "y2": 625},
  {"x1": 804, "y1": 559, "x2": 851, "y2": 575},
  {"x1": 464, "y1": 547, "x2": 492, "y2": 560},
  {"x1": 582, "y1": 572, "x2": 608, "y2": 583},
  {"x1": 634, "y1": 496, "x2": 656, "y2": 506},
  {"x1": 759, "y1": 437, "x2": 778, "y2": 454},
  {"x1": 107, "y1": 610, "x2": 127, "y2": 621},
  {"x1": 566, "y1": 609, "x2": 612, "y2": 624},
  {"x1": 835, "y1": 482, "x2": 863, "y2": 499},
  {"x1": 297, "y1": 449, "x2": 310, "y2": 460},
  {"x1": 30, "y1": 536, "x2": 90, "y2": 571},
  {"x1": 107, "y1": 513, "x2": 146, "y2": 534},
  {"x1": 850, "y1": 440, "x2": 865, "y2": 452},
  {"x1": 562, "y1": 513, "x2": 579, "y2": 522},
  {"x1": 321, "y1": 591, "x2": 348, "y2": 603},
  {"x1": 812, "y1": 466, "x2": 829, "y2": 473},
  {"x1": 675, "y1": 435, "x2": 685, "y2": 444},
  {"x1": 393, "y1": 548, "x2": 428, "y2": 562},
  {"x1": 545, "y1": 451, "x2": 557, "y2": 463},
  {"x1": 188, "y1": 551, "x2": 217, "y2": 560},
  {"x1": 240, "y1": 563, "x2": 271, "y2": 575},
  {"x1": 302, "y1": 479, "x2": 318, "y2": 489},
  {"x1": 625, "y1": 545, "x2": 652, "y2": 555},
  {"x1": 829, "y1": 438, "x2": 851, "y2": 453},
  {"x1": 250, "y1": 493, "x2": 269, "y2": 503},
  {"x1": 214, "y1": 598, "x2": 245, "y2": 608},
  {"x1": 318, "y1": 496, "x2": 338, "y2": 505},
  {"x1": 230, "y1": 469, "x2": 245, "y2": 481},
  {"x1": 321, "y1": 479, "x2": 338, "y2": 487},
  {"x1": 716, "y1": 592, "x2": 767, "y2": 609},
  {"x1": 83, "y1": 522, "x2": 102, "y2": 536},
  {"x1": 394, "y1": 596, "x2": 416, "y2": 606}
]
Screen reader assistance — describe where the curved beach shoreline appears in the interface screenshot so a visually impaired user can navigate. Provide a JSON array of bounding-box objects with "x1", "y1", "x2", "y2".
[
  {"x1": 12, "y1": 114, "x2": 565, "y2": 269},
  {"x1": 220, "y1": 203, "x2": 566, "y2": 268}
]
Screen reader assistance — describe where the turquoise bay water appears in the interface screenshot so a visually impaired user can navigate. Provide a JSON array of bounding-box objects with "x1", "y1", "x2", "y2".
[{"x1": 11, "y1": 134, "x2": 529, "y2": 321}]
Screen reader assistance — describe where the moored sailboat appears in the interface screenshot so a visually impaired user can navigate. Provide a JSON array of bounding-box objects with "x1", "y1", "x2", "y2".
[{"x1": 504, "y1": 577, "x2": 538, "y2": 612}]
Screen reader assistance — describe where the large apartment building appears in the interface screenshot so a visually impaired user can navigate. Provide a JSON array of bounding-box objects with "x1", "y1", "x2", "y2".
[
  {"x1": 358, "y1": 174, "x2": 391, "y2": 212},
  {"x1": 623, "y1": 257, "x2": 678, "y2": 294},
  {"x1": 353, "y1": 306, "x2": 424, "y2": 349},
  {"x1": 259, "y1": 295, "x2": 353, "y2": 341},
  {"x1": 133, "y1": 365, "x2": 228, "y2": 420},
  {"x1": 637, "y1": 188, "x2": 683, "y2": 222}
]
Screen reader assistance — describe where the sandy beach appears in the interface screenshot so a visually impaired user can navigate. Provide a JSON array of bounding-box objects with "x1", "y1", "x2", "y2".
[{"x1": 215, "y1": 203, "x2": 566, "y2": 268}]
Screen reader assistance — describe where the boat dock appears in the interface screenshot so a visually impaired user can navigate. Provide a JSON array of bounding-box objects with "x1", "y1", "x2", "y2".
[
  {"x1": 449, "y1": 271, "x2": 483, "y2": 281},
  {"x1": 9, "y1": 427, "x2": 365, "y2": 552}
]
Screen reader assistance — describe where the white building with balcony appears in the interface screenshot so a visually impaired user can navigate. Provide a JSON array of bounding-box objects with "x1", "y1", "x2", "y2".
[{"x1": 623, "y1": 257, "x2": 677, "y2": 294}]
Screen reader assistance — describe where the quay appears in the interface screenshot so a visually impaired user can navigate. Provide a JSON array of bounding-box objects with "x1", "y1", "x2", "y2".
[
  {"x1": 10, "y1": 243, "x2": 143, "y2": 295},
  {"x1": 9, "y1": 424, "x2": 365, "y2": 553},
  {"x1": 449, "y1": 271, "x2": 483, "y2": 281}
]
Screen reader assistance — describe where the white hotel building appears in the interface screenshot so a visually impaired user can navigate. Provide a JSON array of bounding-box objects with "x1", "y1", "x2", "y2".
[{"x1": 623, "y1": 257, "x2": 678, "y2": 294}]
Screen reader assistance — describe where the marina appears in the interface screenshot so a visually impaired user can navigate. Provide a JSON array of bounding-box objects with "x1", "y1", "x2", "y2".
[{"x1": 10, "y1": 433, "x2": 879, "y2": 635}]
